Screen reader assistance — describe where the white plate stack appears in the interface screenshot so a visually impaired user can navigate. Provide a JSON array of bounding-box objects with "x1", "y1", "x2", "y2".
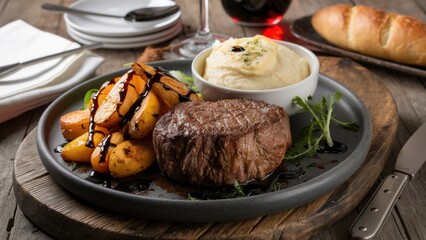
[{"x1": 64, "y1": 0, "x2": 182, "y2": 49}]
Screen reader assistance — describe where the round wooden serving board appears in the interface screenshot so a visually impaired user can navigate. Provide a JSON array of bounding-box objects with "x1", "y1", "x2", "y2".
[{"x1": 13, "y1": 57, "x2": 398, "y2": 240}]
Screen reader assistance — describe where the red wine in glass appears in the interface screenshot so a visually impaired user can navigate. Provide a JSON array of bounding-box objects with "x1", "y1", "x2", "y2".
[{"x1": 221, "y1": 0, "x2": 292, "y2": 27}]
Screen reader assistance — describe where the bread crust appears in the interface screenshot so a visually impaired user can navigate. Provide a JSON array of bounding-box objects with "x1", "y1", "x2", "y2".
[{"x1": 311, "y1": 4, "x2": 426, "y2": 66}]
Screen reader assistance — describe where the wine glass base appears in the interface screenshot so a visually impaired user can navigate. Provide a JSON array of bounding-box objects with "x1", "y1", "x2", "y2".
[
  {"x1": 165, "y1": 33, "x2": 229, "y2": 60},
  {"x1": 232, "y1": 20, "x2": 281, "y2": 27}
]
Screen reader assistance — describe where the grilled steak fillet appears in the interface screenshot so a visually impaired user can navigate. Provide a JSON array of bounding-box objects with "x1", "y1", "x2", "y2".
[{"x1": 153, "y1": 99, "x2": 292, "y2": 186}]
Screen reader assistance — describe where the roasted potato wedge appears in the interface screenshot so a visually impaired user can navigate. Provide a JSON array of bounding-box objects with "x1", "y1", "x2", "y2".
[
  {"x1": 94, "y1": 72, "x2": 146, "y2": 128},
  {"x1": 157, "y1": 96, "x2": 174, "y2": 116},
  {"x1": 109, "y1": 140, "x2": 155, "y2": 178},
  {"x1": 128, "y1": 91, "x2": 161, "y2": 139},
  {"x1": 60, "y1": 109, "x2": 90, "y2": 141},
  {"x1": 61, "y1": 126, "x2": 108, "y2": 162},
  {"x1": 132, "y1": 62, "x2": 156, "y2": 80},
  {"x1": 60, "y1": 61, "x2": 204, "y2": 178},
  {"x1": 151, "y1": 82, "x2": 181, "y2": 108},
  {"x1": 91, "y1": 132, "x2": 125, "y2": 174},
  {"x1": 132, "y1": 62, "x2": 200, "y2": 107},
  {"x1": 86, "y1": 77, "x2": 120, "y2": 109}
]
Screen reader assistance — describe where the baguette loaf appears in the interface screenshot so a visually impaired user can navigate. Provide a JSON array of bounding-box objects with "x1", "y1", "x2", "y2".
[{"x1": 311, "y1": 4, "x2": 426, "y2": 67}]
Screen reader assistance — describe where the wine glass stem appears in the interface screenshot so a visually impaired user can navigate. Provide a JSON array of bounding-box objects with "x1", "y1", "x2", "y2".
[
  {"x1": 170, "y1": 0, "x2": 223, "y2": 59},
  {"x1": 187, "y1": 0, "x2": 216, "y2": 51},
  {"x1": 196, "y1": 0, "x2": 211, "y2": 39}
]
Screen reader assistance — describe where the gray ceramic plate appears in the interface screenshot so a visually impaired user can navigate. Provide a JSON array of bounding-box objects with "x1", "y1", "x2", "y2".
[
  {"x1": 291, "y1": 16, "x2": 426, "y2": 78},
  {"x1": 37, "y1": 60, "x2": 372, "y2": 222}
]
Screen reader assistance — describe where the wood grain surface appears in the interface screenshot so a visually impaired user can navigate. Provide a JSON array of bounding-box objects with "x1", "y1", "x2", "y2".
[
  {"x1": 13, "y1": 57, "x2": 398, "y2": 240},
  {"x1": 2, "y1": 0, "x2": 426, "y2": 240}
]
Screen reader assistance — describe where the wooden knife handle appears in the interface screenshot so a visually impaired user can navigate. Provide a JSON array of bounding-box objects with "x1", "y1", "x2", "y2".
[{"x1": 350, "y1": 172, "x2": 409, "y2": 239}]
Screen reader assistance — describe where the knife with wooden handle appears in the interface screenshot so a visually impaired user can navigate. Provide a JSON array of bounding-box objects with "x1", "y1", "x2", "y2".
[{"x1": 351, "y1": 122, "x2": 426, "y2": 239}]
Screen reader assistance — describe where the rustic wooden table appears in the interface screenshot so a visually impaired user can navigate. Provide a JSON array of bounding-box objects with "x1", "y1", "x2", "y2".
[{"x1": 1, "y1": 0, "x2": 425, "y2": 239}]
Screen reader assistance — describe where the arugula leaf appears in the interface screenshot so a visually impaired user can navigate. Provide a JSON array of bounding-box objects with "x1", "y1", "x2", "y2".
[
  {"x1": 187, "y1": 193, "x2": 199, "y2": 201},
  {"x1": 82, "y1": 89, "x2": 99, "y2": 110},
  {"x1": 187, "y1": 181, "x2": 249, "y2": 200},
  {"x1": 284, "y1": 92, "x2": 358, "y2": 162},
  {"x1": 71, "y1": 162, "x2": 80, "y2": 171},
  {"x1": 331, "y1": 118, "x2": 359, "y2": 131},
  {"x1": 228, "y1": 181, "x2": 248, "y2": 198},
  {"x1": 169, "y1": 70, "x2": 205, "y2": 100},
  {"x1": 169, "y1": 70, "x2": 198, "y2": 92}
]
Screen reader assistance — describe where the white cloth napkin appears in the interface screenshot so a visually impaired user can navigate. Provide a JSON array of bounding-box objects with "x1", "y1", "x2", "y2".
[{"x1": 0, "y1": 20, "x2": 104, "y2": 123}]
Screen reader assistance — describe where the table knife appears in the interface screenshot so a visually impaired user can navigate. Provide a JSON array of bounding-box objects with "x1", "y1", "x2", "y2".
[{"x1": 350, "y1": 122, "x2": 426, "y2": 239}]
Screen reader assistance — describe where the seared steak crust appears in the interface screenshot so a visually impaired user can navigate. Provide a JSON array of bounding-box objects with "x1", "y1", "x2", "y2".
[{"x1": 153, "y1": 99, "x2": 291, "y2": 186}]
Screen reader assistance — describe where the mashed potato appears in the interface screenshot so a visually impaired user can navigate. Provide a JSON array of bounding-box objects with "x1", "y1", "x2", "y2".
[{"x1": 203, "y1": 35, "x2": 309, "y2": 90}]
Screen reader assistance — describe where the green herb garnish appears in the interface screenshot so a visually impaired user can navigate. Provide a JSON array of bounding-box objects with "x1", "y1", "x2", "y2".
[
  {"x1": 187, "y1": 194, "x2": 199, "y2": 201},
  {"x1": 71, "y1": 162, "x2": 80, "y2": 171},
  {"x1": 285, "y1": 92, "x2": 358, "y2": 163},
  {"x1": 169, "y1": 70, "x2": 197, "y2": 91},
  {"x1": 272, "y1": 181, "x2": 285, "y2": 192},
  {"x1": 169, "y1": 70, "x2": 204, "y2": 100},
  {"x1": 187, "y1": 181, "x2": 249, "y2": 200},
  {"x1": 82, "y1": 89, "x2": 99, "y2": 110},
  {"x1": 228, "y1": 181, "x2": 248, "y2": 198}
]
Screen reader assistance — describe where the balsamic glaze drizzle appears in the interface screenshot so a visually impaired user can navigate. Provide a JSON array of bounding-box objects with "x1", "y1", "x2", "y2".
[
  {"x1": 98, "y1": 134, "x2": 113, "y2": 163},
  {"x1": 85, "y1": 64, "x2": 198, "y2": 164},
  {"x1": 230, "y1": 45, "x2": 246, "y2": 52},
  {"x1": 318, "y1": 141, "x2": 347, "y2": 154},
  {"x1": 62, "y1": 63, "x2": 350, "y2": 200},
  {"x1": 86, "y1": 79, "x2": 116, "y2": 148}
]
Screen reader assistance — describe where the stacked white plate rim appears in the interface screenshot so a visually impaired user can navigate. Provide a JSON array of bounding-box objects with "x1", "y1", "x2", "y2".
[{"x1": 64, "y1": 0, "x2": 182, "y2": 49}]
